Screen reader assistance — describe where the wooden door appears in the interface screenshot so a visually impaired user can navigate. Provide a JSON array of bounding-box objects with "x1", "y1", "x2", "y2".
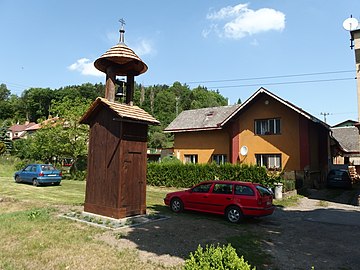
[{"x1": 121, "y1": 141, "x2": 146, "y2": 216}]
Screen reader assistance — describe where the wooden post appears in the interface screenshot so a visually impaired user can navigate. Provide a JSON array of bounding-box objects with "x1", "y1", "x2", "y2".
[
  {"x1": 105, "y1": 67, "x2": 116, "y2": 102},
  {"x1": 126, "y1": 75, "x2": 134, "y2": 105}
]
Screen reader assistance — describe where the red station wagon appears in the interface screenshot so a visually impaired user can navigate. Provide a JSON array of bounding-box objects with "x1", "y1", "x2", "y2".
[{"x1": 164, "y1": 180, "x2": 275, "y2": 223}]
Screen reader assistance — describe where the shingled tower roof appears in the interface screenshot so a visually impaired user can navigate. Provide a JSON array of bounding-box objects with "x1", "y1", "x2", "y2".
[{"x1": 94, "y1": 21, "x2": 147, "y2": 76}]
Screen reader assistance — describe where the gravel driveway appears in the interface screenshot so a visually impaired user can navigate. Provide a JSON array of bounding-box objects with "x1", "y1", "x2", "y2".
[
  {"x1": 98, "y1": 185, "x2": 360, "y2": 270},
  {"x1": 262, "y1": 186, "x2": 360, "y2": 270}
]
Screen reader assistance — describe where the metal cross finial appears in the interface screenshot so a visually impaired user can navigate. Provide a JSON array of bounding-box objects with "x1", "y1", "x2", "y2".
[
  {"x1": 119, "y1": 18, "x2": 126, "y2": 28},
  {"x1": 118, "y1": 18, "x2": 126, "y2": 44}
]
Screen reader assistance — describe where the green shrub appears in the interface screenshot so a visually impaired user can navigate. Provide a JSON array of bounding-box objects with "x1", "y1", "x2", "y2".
[
  {"x1": 282, "y1": 179, "x2": 296, "y2": 192},
  {"x1": 184, "y1": 244, "x2": 255, "y2": 270},
  {"x1": 147, "y1": 162, "x2": 277, "y2": 188},
  {"x1": 160, "y1": 155, "x2": 182, "y2": 164},
  {"x1": 14, "y1": 159, "x2": 38, "y2": 171}
]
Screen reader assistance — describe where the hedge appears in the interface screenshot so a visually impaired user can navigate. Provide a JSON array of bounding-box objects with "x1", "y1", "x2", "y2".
[{"x1": 147, "y1": 163, "x2": 280, "y2": 188}]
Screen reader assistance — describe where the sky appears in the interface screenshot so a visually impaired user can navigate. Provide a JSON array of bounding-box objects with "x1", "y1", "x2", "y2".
[{"x1": 1, "y1": 0, "x2": 360, "y2": 126}]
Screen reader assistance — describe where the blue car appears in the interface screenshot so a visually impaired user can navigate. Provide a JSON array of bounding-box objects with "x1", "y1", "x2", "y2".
[{"x1": 14, "y1": 164, "x2": 62, "y2": 186}]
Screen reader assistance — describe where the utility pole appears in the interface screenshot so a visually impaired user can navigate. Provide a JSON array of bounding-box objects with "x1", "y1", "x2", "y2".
[{"x1": 320, "y1": 112, "x2": 330, "y2": 123}]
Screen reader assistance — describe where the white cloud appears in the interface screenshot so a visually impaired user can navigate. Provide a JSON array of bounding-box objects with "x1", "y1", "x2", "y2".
[
  {"x1": 204, "y1": 3, "x2": 285, "y2": 39},
  {"x1": 68, "y1": 58, "x2": 104, "y2": 77},
  {"x1": 133, "y1": 39, "x2": 156, "y2": 57},
  {"x1": 106, "y1": 31, "x2": 156, "y2": 57},
  {"x1": 68, "y1": 36, "x2": 156, "y2": 77}
]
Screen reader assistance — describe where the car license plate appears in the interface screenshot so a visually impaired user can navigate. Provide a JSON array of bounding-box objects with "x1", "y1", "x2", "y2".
[{"x1": 48, "y1": 174, "x2": 56, "y2": 176}]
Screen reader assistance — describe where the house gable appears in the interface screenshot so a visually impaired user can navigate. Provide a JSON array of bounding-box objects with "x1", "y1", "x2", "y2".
[{"x1": 166, "y1": 87, "x2": 331, "y2": 173}]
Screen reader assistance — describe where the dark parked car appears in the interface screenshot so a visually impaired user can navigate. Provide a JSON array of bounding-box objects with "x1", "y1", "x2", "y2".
[
  {"x1": 164, "y1": 180, "x2": 275, "y2": 223},
  {"x1": 326, "y1": 169, "x2": 352, "y2": 189},
  {"x1": 14, "y1": 164, "x2": 62, "y2": 187}
]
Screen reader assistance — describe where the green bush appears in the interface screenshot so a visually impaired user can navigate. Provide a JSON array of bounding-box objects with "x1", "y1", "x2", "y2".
[
  {"x1": 14, "y1": 159, "x2": 38, "y2": 171},
  {"x1": 160, "y1": 155, "x2": 182, "y2": 164},
  {"x1": 184, "y1": 244, "x2": 255, "y2": 270},
  {"x1": 282, "y1": 179, "x2": 296, "y2": 192},
  {"x1": 147, "y1": 162, "x2": 276, "y2": 188}
]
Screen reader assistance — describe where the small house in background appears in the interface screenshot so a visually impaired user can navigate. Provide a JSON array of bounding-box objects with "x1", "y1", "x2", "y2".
[
  {"x1": 332, "y1": 120, "x2": 358, "y2": 128},
  {"x1": 165, "y1": 87, "x2": 337, "y2": 188},
  {"x1": 7, "y1": 122, "x2": 36, "y2": 140},
  {"x1": 331, "y1": 121, "x2": 360, "y2": 179},
  {"x1": 7, "y1": 117, "x2": 62, "y2": 141}
]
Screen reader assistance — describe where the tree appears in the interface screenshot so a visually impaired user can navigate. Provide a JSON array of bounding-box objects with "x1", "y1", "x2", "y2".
[
  {"x1": 0, "y1": 124, "x2": 12, "y2": 154},
  {"x1": 0, "y1": 142, "x2": 6, "y2": 155},
  {"x1": 0, "y1": 84, "x2": 10, "y2": 101},
  {"x1": 0, "y1": 84, "x2": 13, "y2": 120},
  {"x1": 49, "y1": 96, "x2": 91, "y2": 169},
  {"x1": 21, "y1": 87, "x2": 54, "y2": 122},
  {"x1": 13, "y1": 96, "x2": 91, "y2": 170},
  {"x1": 190, "y1": 86, "x2": 228, "y2": 109}
]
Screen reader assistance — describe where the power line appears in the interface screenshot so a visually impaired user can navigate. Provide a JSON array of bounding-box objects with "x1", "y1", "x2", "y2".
[
  {"x1": 2, "y1": 81, "x2": 32, "y2": 89},
  {"x1": 206, "y1": 77, "x2": 356, "y2": 89},
  {"x1": 185, "y1": 70, "x2": 355, "y2": 85}
]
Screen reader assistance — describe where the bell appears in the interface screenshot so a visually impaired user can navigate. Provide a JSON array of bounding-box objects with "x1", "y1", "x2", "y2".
[{"x1": 115, "y1": 79, "x2": 125, "y2": 98}]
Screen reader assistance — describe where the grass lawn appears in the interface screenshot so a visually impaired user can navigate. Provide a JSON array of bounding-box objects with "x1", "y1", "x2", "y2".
[{"x1": 0, "y1": 158, "x2": 272, "y2": 270}]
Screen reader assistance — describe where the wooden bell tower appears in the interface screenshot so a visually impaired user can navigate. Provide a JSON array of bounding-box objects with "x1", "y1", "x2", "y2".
[{"x1": 80, "y1": 20, "x2": 159, "y2": 219}]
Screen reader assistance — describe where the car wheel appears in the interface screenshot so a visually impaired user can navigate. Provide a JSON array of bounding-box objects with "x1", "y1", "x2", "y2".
[
  {"x1": 33, "y1": 179, "x2": 39, "y2": 187},
  {"x1": 15, "y1": 176, "x2": 21, "y2": 183},
  {"x1": 226, "y1": 206, "x2": 242, "y2": 223},
  {"x1": 170, "y1": 198, "x2": 183, "y2": 213}
]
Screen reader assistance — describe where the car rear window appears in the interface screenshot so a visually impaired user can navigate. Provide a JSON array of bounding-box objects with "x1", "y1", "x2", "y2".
[
  {"x1": 256, "y1": 185, "x2": 273, "y2": 196},
  {"x1": 41, "y1": 165, "x2": 55, "y2": 171},
  {"x1": 235, "y1": 185, "x2": 254, "y2": 196}
]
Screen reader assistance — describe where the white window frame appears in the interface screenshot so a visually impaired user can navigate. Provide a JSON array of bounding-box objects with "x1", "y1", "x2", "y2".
[
  {"x1": 255, "y1": 154, "x2": 282, "y2": 170},
  {"x1": 212, "y1": 154, "x2": 227, "y2": 165},
  {"x1": 255, "y1": 118, "x2": 281, "y2": 135},
  {"x1": 184, "y1": 154, "x2": 198, "y2": 164}
]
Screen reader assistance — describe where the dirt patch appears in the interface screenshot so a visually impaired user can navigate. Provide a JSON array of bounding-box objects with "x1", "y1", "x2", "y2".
[{"x1": 96, "y1": 214, "x2": 247, "y2": 268}]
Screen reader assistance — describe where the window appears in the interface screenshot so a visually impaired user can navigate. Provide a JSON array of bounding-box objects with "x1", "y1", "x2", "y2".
[
  {"x1": 255, "y1": 154, "x2": 282, "y2": 170},
  {"x1": 184, "y1": 154, "x2": 198, "y2": 164},
  {"x1": 24, "y1": 165, "x2": 32, "y2": 172},
  {"x1": 212, "y1": 154, "x2": 227, "y2": 165},
  {"x1": 212, "y1": 183, "x2": 233, "y2": 194},
  {"x1": 256, "y1": 185, "x2": 273, "y2": 196},
  {"x1": 235, "y1": 185, "x2": 255, "y2": 196},
  {"x1": 192, "y1": 183, "x2": 212, "y2": 193},
  {"x1": 255, "y1": 118, "x2": 281, "y2": 135}
]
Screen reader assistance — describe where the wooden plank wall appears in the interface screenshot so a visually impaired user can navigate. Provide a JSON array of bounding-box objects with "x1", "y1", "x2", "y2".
[{"x1": 84, "y1": 108, "x2": 149, "y2": 218}]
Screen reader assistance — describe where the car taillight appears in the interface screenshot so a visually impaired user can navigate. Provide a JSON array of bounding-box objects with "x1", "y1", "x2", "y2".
[
  {"x1": 59, "y1": 172, "x2": 62, "y2": 177},
  {"x1": 39, "y1": 172, "x2": 44, "y2": 177}
]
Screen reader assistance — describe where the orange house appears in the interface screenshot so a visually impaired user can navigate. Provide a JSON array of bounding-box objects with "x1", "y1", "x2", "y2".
[{"x1": 165, "y1": 88, "x2": 334, "y2": 183}]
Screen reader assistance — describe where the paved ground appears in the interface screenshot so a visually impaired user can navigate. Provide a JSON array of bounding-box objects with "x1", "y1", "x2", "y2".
[
  {"x1": 260, "y1": 185, "x2": 360, "y2": 270},
  {"x1": 98, "y1": 184, "x2": 360, "y2": 270}
]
